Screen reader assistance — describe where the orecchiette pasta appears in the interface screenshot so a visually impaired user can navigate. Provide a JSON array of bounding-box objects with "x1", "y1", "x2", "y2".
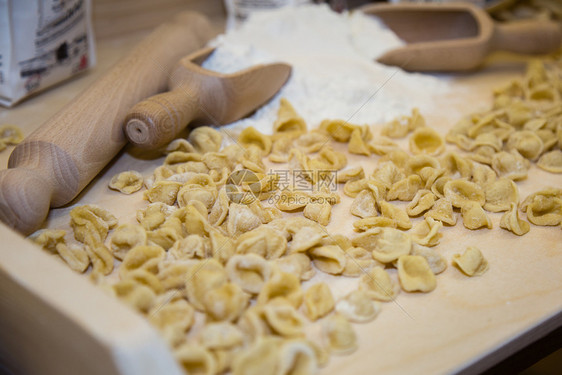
[
  {"x1": 185, "y1": 259, "x2": 227, "y2": 311},
  {"x1": 397, "y1": 255, "x2": 436, "y2": 293},
  {"x1": 203, "y1": 282, "x2": 249, "y2": 322},
  {"x1": 410, "y1": 217, "x2": 443, "y2": 247},
  {"x1": 309, "y1": 245, "x2": 347, "y2": 275},
  {"x1": 379, "y1": 200, "x2": 412, "y2": 229},
  {"x1": 358, "y1": 266, "x2": 399, "y2": 302},
  {"x1": 262, "y1": 298, "x2": 306, "y2": 337},
  {"x1": 274, "y1": 98, "x2": 307, "y2": 134},
  {"x1": 109, "y1": 170, "x2": 144, "y2": 194},
  {"x1": 461, "y1": 202, "x2": 493, "y2": 230},
  {"x1": 303, "y1": 283, "x2": 335, "y2": 321},
  {"x1": 444, "y1": 179, "x2": 485, "y2": 209},
  {"x1": 483, "y1": 178, "x2": 519, "y2": 212},
  {"x1": 174, "y1": 344, "x2": 217, "y2": 375},
  {"x1": 335, "y1": 290, "x2": 381, "y2": 323},
  {"x1": 353, "y1": 227, "x2": 411, "y2": 263},
  {"x1": 537, "y1": 150, "x2": 562, "y2": 173},
  {"x1": 452, "y1": 246, "x2": 489, "y2": 277},
  {"x1": 409, "y1": 127, "x2": 445, "y2": 155},
  {"x1": 257, "y1": 271, "x2": 303, "y2": 308},
  {"x1": 500, "y1": 202, "x2": 530, "y2": 236},
  {"x1": 322, "y1": 314, "x2": 358, "y2": 355},
  {"x1": 188, "y1": 126, "x2": 223, "y2": 154},
  {"x1": 226, "y1": 253, "x2": 272, "y2": 294}
]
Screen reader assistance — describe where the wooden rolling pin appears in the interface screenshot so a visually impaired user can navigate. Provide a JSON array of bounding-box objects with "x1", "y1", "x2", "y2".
[{"x1": 0, "y1": 12, "x2": 213, "y2": 236}]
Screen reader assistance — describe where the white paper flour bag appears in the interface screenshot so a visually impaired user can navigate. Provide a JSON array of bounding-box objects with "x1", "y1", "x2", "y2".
[{"x1": 0, "y1": 0, "x2": 96, "y2": 107}]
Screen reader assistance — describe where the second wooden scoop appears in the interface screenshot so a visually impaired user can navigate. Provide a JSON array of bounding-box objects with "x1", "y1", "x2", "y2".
[
  {"x1": 361, "y1": 2, "x2": 562, "y2": 71},
  {"x1": 124, "y1": 47, "x2": 292, "y2": 149}
]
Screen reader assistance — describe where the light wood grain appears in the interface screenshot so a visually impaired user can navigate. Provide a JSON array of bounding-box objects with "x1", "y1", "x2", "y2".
[
  {"x1": 362, "y1": 3, "x2": 562, "y2": 71},
  {"x1": 124, "y1": 47, "x2": 291, "y2": 149},
  {"x1": 0, "y1": 222, "x2": 182, "y2": 375},
  {"x1": 0, "y1": 12, "x2": 213, "y2": 236}
]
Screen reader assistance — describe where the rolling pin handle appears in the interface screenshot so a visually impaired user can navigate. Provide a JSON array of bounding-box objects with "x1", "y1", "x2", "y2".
[
  {"x1": 0, "y1": 168, "x2": 52, "y2": 236},
  {"x1": 124, "y1": 87, "x2": 200, "y2": 150}
]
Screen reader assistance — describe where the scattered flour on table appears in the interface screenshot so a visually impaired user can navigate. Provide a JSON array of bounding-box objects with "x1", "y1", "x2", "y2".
[{"x1": 202, "y1": 5, "x2": 452, "y2": 134}]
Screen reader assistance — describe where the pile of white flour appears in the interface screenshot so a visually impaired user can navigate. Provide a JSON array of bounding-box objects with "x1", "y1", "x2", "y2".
[{"x1": 202, "y1": 5, "x2": 451, "y2": 133}]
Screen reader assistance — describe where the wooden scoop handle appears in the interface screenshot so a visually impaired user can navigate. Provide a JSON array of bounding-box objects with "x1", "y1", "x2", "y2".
[
  {"x1": 493, "y1": 19, "x2": 562, "y2": 55},
  {"x1": 124, "y1": 85, "x2": 202, "y2": 149},
  {"x1": 0, "y1": 12, "x2": 213, "y2": 236}
]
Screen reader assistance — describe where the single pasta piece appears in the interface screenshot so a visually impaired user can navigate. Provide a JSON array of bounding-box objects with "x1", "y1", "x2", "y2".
[
  {"x1": 397, "y1": 255, "x2": 437, "y2": 293},
  {"x1": 262, "y1": 298, "x2": 306, "y2": 337},
  {"x1": 238, "y1": 126, "x2": 272, "y2": 155},
  {"x1": 226, "y1": 253, "x2": 272, "y2": 295},
  {"x1": 148, "y1": 299, "x2": 195, "y2": 347},
  {"x1": 379, "y1": 200, "x2": 412, "y2": 229},
  {"x1": 184, "y1": 259, "x2": 228, "y2": 311},
  {"x1": 537, "y1": 150, "x2": 562, "y2": 173},
  {"x1": 500, "y1": 202, "x2": 530, "y2": 236},
  {"x1": 444, "y1": 179, "x2": 485, "y2": 209},
  {"x1": 231, "y1": 336, "x2": 282, "y2": 375},
  {"x1": 120, "y1": 245, "x2": 166, "y2": 278},
  {"x1": 303, "y1": 282, "x2": 335, "y2": 321},
  {"x1": 303, "y1": 201, "x2": 332, "y2": 226},
  {"x1": 0, "y1": 124, "x2": 24, "y2": 144},
  {"x1": 424, "y1": 198, "x2": 457, "y2": 226},
  {"x1": 203, "y1": 282, "x2": 249, "y2": 322},
  {"x1": 461, "y1": 202, "x2": 493, "y2": 230},
  {"x1": 188, "y1": 126, "x2": 223, "y2": 154},
  {"x1": 348, "y1": 128, "x2": 371, "y2": 156},
  {"x1": 491, "y1": 150, "x2": 530, "y2": 181},
  {"x1": 257, "y1": 271, "x2": 303, "y2": 308},
  {"x1": 505, "y1": 130, "x2": 544, "y2": 161},
  {"x1": 483, "y1": 178, "x2": 519, "y2": 213},
  {"x1": 144, "y1": 181, "x2": 182, "y2": 205},
  {"x1": 410, "y1": 243, "x2": 447, "y2": 274},
  {"x1": 409, "y1": 127, "x2": 445, "y2": 155},
  {"x1": 174, "y1": 344, "x2": 217, "y2": 375},
  {"x1": 322, "y1": 314, "x2": 358, "y2": 355},
  {"x1": 236, "y1": 226, "x2": 287, "y2": 260},
  {"x1": 227, "y1": 203, "x2": 262, "y2": 237},
  {"x1": 109, "y1": 170, "x2": 144, "y2": 194},
  {"x1": 452, "y1": 246, "x2": 489, "y2": 276},
  {"x1": 358, "y1": 266, "x2": 400, "y2": 302},
  {"x1": 112, "y1": 279, "x2": 156, "y2": 313},
  {"x1": 109, "y1": 224, "x2": 147, "y2": 261},
  {"x1": 335, "y1": 290, "x2": 382, "y2": 323},
  {"x1": 200, "y1": 322, "x2": 244, "y2": 350},
  {"x1": 308, "y1": 245, "x2": 347, "y2": 275},
  {"x1": 524, "y1": 194, "x2": 562, "y2": 226},
  {"x1": 353, "y1": 227, "x2": 411, "y2": 263},
  {"x1": 319, "y1": 118, "x2": 360, "y2": 142},
  {"x1": 70, "y1": 204, "x2": 118, "y2": 246},
  {"x1": 342, "y1": 246, "x2": 380, "y2": 277},
  {"x1": 277, "y1": 339, "x2": 318, "y2": 375},
  {"x1": 273, "y1": 253, "x2": 316, "y2": 281},
  {"x1": 410, "y1": 217, "x2": 443, "y2": 247},
  {"x1": 274, "y1": 98, "x2": 307, "y2": 133},
  {"x1": 350, "y1": 190, "x2": 378, "y2": 218},
  {"x1": 406, "y1": 189, "x2": 436, "y2": 216},
  {"x1": 387, "y1": 175, "x2": 423, "y2": 201},
  {"x1": 289, "y1": 225, "x2": 326, "y2": 253}
]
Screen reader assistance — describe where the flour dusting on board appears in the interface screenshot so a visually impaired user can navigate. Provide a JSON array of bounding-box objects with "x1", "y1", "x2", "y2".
[{"x1": 202, "y1": 5, "x2": 451, "y2": 134}]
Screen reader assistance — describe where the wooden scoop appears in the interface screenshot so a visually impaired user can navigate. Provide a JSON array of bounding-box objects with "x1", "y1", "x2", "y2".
[
  {"x1": 0, "y1": 12, "x2": 213, "y2": 236},
  {"x1": 361, "y1": 2, "x2": 562, "y2": 71},
  {"x1": 123, "y1": 47, "x2": 292, "y2": 149}
]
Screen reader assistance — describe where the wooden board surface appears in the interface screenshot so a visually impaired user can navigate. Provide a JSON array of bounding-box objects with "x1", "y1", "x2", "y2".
[{"x1": 1, "y1": 23, "x2": 561, "y2": 375}]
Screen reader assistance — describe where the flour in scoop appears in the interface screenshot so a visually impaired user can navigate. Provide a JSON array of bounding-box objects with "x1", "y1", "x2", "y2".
[{"x1": 202, "y1": 4, "x2": 451, "y2": 134}]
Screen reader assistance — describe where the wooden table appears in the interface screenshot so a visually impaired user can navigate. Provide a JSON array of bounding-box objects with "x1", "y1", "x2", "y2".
[{"x1": 1, "y1": 14, "x2": 561, "y2": 375}]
